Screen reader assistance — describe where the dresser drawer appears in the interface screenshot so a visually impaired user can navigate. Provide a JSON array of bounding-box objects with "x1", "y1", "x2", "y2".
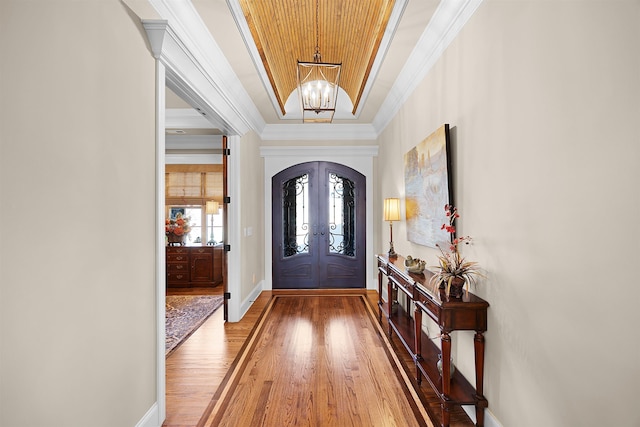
[
  {"x1": 167, "y1": 262, "x2": 188, "y2": 273},
  {"x1": 167, "y1": 271, "x2": 189, "y2": 284},
  {"x1": 167, "y1": 253, "x2": 188, "y2": 262},
  {"x1": 191, "y1": 246, "x2": 213, "y2": 255},
  {"x1": 166, "y1": 246, "x2": 189, "y2": 254}
]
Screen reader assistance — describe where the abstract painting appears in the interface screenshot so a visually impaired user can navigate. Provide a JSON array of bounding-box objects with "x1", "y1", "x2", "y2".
[{"x1": 404, "y1": 124, "x2": 453, "y2": 248}]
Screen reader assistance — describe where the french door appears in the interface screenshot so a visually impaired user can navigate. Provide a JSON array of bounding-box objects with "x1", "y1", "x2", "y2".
[{"x1": 272, "y1": 161, "x2": 365, "y2": 289}]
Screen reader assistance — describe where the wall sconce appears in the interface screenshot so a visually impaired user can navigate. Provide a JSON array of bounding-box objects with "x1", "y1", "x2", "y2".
[{"x1": 383, "y1": 198, "x2": 401, "y2": 258}]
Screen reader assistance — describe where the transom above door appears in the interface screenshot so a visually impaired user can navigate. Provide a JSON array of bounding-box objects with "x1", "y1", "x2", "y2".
[{"x1": 272, "y1": 161, "x2": 366, "y2": 289}]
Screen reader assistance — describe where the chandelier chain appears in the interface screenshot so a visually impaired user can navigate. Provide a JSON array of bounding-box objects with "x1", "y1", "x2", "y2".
[{"x1": 314, "y1": 0, "x2": 320, "y2": 62}]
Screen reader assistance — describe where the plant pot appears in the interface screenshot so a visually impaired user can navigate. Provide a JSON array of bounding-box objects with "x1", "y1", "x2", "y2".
[{"x1": 448, "y1": 276, "x2": 465, "y2": 299}]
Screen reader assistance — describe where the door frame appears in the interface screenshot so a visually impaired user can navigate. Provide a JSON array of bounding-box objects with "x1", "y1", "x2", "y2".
[{"x1": 261, "y1": 145, "x2": 379, "y2": 291}]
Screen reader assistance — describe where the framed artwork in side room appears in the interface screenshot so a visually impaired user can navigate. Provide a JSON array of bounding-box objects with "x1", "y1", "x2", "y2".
[
  {"x1": 169, "y1": 207, "x2": 185, "y2": 219},
  {"x1": 404, "y1": 124, "x2": 453, "y2": 248}
]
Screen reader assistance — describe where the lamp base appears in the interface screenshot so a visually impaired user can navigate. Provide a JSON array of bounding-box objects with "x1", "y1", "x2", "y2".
[{"x1": 388, "y1": 242, "x2": 397, "y2": 259}]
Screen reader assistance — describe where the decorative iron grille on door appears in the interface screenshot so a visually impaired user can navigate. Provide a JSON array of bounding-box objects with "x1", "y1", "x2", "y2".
[{"x1": 273, "y1": 162, "x2": 365, "y2": 289}]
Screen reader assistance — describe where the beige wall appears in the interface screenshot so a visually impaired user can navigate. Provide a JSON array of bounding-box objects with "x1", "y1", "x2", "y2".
[
  {"x1": 378, "y1": 1, "x2": 640, "y2": 426},
  {"x1": 0, "y1": 1, "x2": 157, "y2": 426},
  {"x1": 237, "y1": 131, "x2": 266, "y2": 301}
]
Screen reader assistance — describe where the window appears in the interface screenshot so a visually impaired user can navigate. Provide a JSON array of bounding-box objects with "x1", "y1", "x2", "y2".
[{"x1": 166, "y1": 164, "x2": 224, "y2": 245}]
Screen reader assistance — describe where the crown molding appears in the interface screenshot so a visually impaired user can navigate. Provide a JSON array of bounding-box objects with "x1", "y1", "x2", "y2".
[
  {"x1": 144, "y1": 0, "x2": 483, "y2": 141},
  {"x1": 227, "y1": 0, "x2": 409, "y2": 120},
  {"x1": 165, "y1": 109, "x2": 215, "y2": 129},
  {"x1": 260, "y1": 123, "x2": 378, "y2": 141},
  {"x1": 372, "y1": 0, "x2": 484, "y2": 134},
  {"x1": 260, "y1": 145, "x2": 379, "y2": 158},
  {"x1": 145, "y1": 0, "x2": 266, "y2": 135}
]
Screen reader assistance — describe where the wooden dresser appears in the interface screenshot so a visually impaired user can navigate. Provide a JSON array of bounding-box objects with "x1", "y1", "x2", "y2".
[
  {"x1": 377, "y1": 253, "x2": 489, "y2": 427},
  {"x1": 166, "y1": 244, "x2": 223, "y2": 287}
]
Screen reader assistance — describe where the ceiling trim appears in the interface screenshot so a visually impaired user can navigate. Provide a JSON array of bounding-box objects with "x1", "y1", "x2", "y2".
[
  {"x1": 227, "y1": 0, "x2": 409, "y2": 121},
  {"x1": 372, "y1": 0, "x2": 484, "y2": 133},
  {"x1": 226, "y1": 0, "x2": 285, "y2": 120},
  {"x1": 351, "y1": 0, "x2": 409, "y2": 118},
  {"x1": 146, "y1": 0, "x2": 483, "y2": 142},
  {"x1": 260, "y1": 145, "x2": 379, "y2": 158},
  {"x1": 146, "y1": 1, "x2": 266, "y2": 135},
  {"x1": 260, "y1": 123, "x2": 378, "y2": 141},
  {"x1": 165, "y1": 109, "x2": 216, "y2": 129}
]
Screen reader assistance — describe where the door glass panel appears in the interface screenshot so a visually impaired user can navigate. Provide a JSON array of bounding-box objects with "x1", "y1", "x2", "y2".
[
  {"x1": 282, "y1": 174, "x2": 309, "y2": 257},
  {"x1": 328, "y1": 173, "x2": 356, "y2": 256}
]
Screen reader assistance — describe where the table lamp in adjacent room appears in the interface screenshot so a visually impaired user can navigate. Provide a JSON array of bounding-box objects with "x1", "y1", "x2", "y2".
[
  {"x1": 383, "y1": 198, "x2": 401, "y2": 258},
  {"x1": 206, "y1": 200, "x2": 219, "y2": 245}
]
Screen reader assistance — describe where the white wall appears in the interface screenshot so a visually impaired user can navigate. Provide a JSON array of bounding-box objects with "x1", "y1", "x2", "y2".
[
  {"x1": 377, "y1": 1, "x2": 640, "y2": 426},
  {"x1": 236, "y1": 131, "x2": 266, "y2": 307},
  {"x1": 0, "y1": 1, "x2": 158, "y2": 426}
]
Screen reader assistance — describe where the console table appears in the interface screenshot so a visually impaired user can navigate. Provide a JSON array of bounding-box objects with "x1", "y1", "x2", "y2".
[{"x1": 377, "y1": 253, "x2": 489, "y2": 427}]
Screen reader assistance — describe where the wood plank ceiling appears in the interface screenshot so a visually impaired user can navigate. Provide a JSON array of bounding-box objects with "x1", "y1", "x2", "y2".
[{"x1": 238, "y1": 0, "x2": 396, "y2": 116}]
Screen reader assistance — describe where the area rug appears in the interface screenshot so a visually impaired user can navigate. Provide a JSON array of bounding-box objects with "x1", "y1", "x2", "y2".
[{"x1": 166, "y1": 295, "x2": 224, "y2": 356}]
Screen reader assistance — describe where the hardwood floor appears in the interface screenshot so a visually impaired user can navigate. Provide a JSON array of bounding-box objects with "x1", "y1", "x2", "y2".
[{"x1": 164, "y1": 288, "x2": 474, "y2": 427}]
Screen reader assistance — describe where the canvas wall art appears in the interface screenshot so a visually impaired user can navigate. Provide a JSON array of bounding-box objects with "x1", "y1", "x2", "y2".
[{"x1": 404, "y1": 124, "x2": 453, "y2": 248}]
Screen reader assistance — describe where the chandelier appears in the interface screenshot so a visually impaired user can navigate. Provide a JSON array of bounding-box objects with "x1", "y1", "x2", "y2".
[{"x1": 297, "y1": 0, "x2": 342, "y2": 123}]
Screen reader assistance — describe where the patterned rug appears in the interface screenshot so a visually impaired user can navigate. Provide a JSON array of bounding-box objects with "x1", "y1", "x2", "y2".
[{"x1": 166, "y1": 295, "x2": 224, "y2": 356}]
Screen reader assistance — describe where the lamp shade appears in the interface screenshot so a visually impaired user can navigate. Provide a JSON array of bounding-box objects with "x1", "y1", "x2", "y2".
[
  {"x1": 206, "y1": 200, "x2": 219, "y2": 214},
  {"x1": 383, "y1": 198, "x2": 401, "y2": 222}
]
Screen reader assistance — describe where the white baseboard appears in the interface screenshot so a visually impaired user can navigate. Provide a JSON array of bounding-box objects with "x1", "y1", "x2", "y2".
[
  {"x1": 135, "y1": 402, "x2": 161, "y2": 427},
  {"x1": 462, "y1": 405, "x2": 503, "y2": 427},
  {"x1": 237, "y1": 280, "x2": 264, "y2": 321}
]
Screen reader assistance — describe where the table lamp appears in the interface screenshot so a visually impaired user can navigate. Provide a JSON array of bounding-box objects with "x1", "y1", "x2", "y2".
[
  {"x1": 383, "y1": 198, "x2": 401, "y2": 258},
  {"x1": 206, "y1": 200, "x2": 219, "y2": 245}
]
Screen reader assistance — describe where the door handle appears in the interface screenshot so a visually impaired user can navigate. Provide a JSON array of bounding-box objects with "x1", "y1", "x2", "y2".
[
  {"x1": 320, "y1": 224, "x2": 325, "y2": 235},
  {"x1": 313, "y1": 224, "x2": 318, "y2": 235}
]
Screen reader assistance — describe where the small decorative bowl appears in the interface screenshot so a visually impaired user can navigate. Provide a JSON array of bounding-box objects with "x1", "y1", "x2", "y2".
[{"x1": 404, "y1": 256, "x2": 426, "y2": 274}]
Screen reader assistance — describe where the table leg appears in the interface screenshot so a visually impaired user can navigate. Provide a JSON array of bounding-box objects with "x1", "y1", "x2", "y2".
[
  {"x1": 474, "y1": 331, "x2": 486, "y2": 427},
  {"x1": 414, "y1": 305, "x2": 423, "y2": 384},
  {"x1": 441, "y1": 401, "x2": 451, "y2": 427},
  {"x1": 377, "y1": 268, "x2": 383, "y2": 323},
  {"x1": 441, "y1": 332, "x2": 452, "y2": 396},
  {"x1": 386, "y1": 279, "x2": 393, "y2": 336}
]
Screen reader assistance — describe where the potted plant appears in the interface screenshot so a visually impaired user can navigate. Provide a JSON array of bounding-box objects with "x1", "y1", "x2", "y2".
[{"x1": 429, "y1": 204, "x2": 484, "y2": 298}]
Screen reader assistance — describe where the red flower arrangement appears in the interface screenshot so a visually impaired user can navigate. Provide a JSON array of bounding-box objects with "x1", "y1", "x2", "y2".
[
  {"x1": 429, "y1": 204, "x2": 484, "y2": 296},
  {"x1": 165, "y1": 213, "x2": 191, "y2": 237}
]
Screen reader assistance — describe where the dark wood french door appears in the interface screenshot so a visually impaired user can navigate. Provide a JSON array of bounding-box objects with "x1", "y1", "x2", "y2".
[{"x1": 272, "y1": 161, "x2": 365, "y2": 289}]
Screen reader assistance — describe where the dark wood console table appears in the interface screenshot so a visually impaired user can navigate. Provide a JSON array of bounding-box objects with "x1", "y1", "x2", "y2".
[{"x1": 377, "y1": 254, "x2": 489, "y2": 427}]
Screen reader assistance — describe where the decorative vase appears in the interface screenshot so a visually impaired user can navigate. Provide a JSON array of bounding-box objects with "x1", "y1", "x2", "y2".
[
  {"x1": 437, "y1": 353, "x2": 456, "y2": 379},
  {"x1": 167, "y1": 233, "x2": 185, "y2": 246},
  {"x1": 448, "y1": 276, "x2": 465, "y2": 299}
]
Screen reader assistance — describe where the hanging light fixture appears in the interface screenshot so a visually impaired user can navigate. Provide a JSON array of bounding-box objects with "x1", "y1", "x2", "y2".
[{"x1": 297, "y1": 0, "x2": 341, "y2": 123}]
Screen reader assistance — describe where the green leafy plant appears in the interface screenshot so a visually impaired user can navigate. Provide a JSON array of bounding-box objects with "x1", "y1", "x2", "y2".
[{"x1": 429, "y1": 204, "x2": 484, "y2": 295}]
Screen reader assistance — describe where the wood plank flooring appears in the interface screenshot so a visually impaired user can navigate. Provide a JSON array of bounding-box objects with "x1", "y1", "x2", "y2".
[
  {"x1": 164, "y1": 288, "x2": 474, "y2": 427},
  {"x1": 204, "y1": 294, "x2": 430, "y2": 427}
]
